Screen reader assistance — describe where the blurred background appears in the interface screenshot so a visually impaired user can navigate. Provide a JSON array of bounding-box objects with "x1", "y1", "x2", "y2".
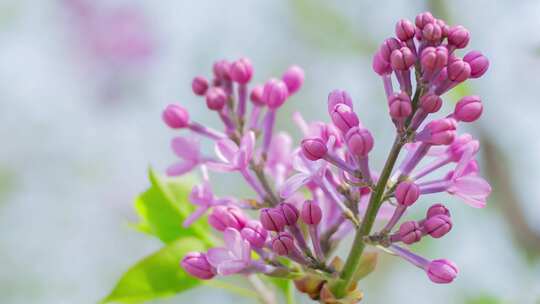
[{"x1": 1, "y1": 0, "x2": 539, "y2": 303}]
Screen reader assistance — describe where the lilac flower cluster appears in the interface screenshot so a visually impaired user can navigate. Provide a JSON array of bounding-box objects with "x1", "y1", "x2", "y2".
[{"x1": 164, "y1": 11, "x2": 490, "y2": 301}]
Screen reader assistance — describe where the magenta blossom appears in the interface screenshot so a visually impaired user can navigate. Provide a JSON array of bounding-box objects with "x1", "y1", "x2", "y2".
[{"x1": 207, "y1": 228, "x2": 252, "y2": 275}]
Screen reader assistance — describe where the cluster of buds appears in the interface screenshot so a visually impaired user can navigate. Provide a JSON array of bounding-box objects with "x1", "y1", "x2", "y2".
[{"x1": 166, "y1": 11, "x2": 491, "y2": 302}]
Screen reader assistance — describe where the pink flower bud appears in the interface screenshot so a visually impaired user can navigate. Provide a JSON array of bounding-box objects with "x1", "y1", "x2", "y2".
[
  {"x1": 454, "y1": 96, "x2": 483, "y2": 122},
  {"x1": 345, "y1": 126, "x2": 374, "y2": 157},
  {"x1": 436, "y1": 19, "x2": 449, "y2": 38},
  {"x1": 447, "y1": 58, "x2": 471, "y2": 82},
  {"x1": 249, "y1": 85, "x2": 265, "y2": 106},
  {"x1": 282, "y1": 65, "x2": 304, "y2": 95},
  {"x1": 391, "y1": 47, "x2": 416, "y2": 70},
  {"x1": 447, "y1": 25, "x2": 470, "y2": 49},
  {"x1": 192, "y1": 76, "x2": 209, "y2": 96},
  {"x1": 426, "y1": 203, "x2": 451, "y2": 218},
  {"x1": 372, "y1": 51, "x2": 392, "y2": 76},
  {"x1": 263, "y1": 78, "x2": 289, "y2": 109},
  {"x1": 379, "y1": 38, "x2": 403, "y2": 63},
  {"x1": 272, "y1": 232, "x2": 296, "y2": 256},
  {"x1": 162, "y1": 104, "x2": 189, "y2": 129},
  {"x1": 395, "y1": 181, "x2": 420, "y2": 206},
  {"x1": 301, "y1": 200, "x2": 322, "y2": 225},
  {"x1": 301, "y1": 138, "x2": 327, "y2": 161},
  {"x1": 230, "y1": 57, "x2": 253, "y2": 84},
  {"x1": 423, "y1": 214, "x2": 452, "y2": 238},
  {"x1": 463, "y1": 51, "x2": 489, "y2": 79},
  {"x1": 331, "y1": 104, "x2": 359, "y2": 133},
  {"x1": 426, "y1": 259, "x2": 458, "y2": 284},
  {"x1": 260, "y1": 208, "x2": 286, "y2": 232},
  {"x1": 208, "y1": 206, "x2": 247, "y2": 231},
  {"x1": 422, "y1": 22, "x2": 443, "y2": 44},
  {"x1": 213, "y1": 59, "x2": 231, "y2": 80},
  {"x1": 420, "y1": 93, "x2": 442, "y2": 113},
  {"x1": 421, "y1": 118, "x2": 457, "y2": 145},
  {"x1": 205, "y1": 87, "x2": 227, "y2": 111},
  {"x1": 415, "y1": 12, "x2": 435, "y2": 29},
  {"x1": 399, "y1": 221, "x2": 422, "y2": 244},
  {"x1": 241, "y1": 220, "x2": 268, "y2": 249},
  {"x1": 181, "y1": 252, "x2": 215, "y2": 280},
  {"x1": 421, "y1": 46, "x2": 448, "y2": 73},
  {"x1": 327, "y1": 89, "x2": 353, "y2": 114},
  {"x1": 388, "y1": 92, "x2": 412, "y2": 118},
  {"x1": 278, "y1": 202, "x2": 299, "y2": 226},
  {"x1": 396, "y1": 19, "x2": 416, "y2": 41}
]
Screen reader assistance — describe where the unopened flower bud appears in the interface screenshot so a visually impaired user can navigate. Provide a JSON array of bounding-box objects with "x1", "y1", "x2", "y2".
[
  {"x1": 454, "y1": 96, "x2": 483, "y2": 122},
  {"x1": 241, "y1": 220, "x2": 268, "y2": 249},
  {"x1": 162, "y1": 104, "x2": 189, "y2": 129},
  {"x1": 379, "y1": 38, "x2": 403, "y2": 63},
  {"x1": 399, "y1": 221, "x2": 422, "y2": 244},
  {"x1": 447, "y1": 25, "x2": 470, "y2": 49},
  {"x1": 396, "y1": 19, "x2": 415, "y2": 41},
  {"x1": 415, "y1": 12, "x2": 435, "y2": 29},
  {"x1": 447, "y1": 58, "x2": 471, "y2": 82},
  {"x1": 420, "y1": 118, "x2": 457, "y2": 145},
  {"x1": 192, "y1": 76, "x2": 209, "y2": 96},
  {"x1": 205, "y1": 87, "x2": 227, "y2": 111},
  {"x1": 327, "y1": 89, "x2": 353, "y2": 114},
  {"x1": 388, "y1": 92, "x2": 412, "y2": 118},
  {"x1": 282, "y1": 65, "x2": 304, "y2": 95},
  {"x1": 436, "y1": 19, "x2": 449, "y2": 37},
  {"x1": 230, "y1": 57, "x2": 253, "y2": 84},
  {"x1": 213, "y1": 59, "x2": 231, "y2": 80},
  {"x1": 345, "y1": 126, "x2": 374, "y2": 157},
  {"x1": 426, "y1": 203, "x2": 451, "y2": 218},
  {"x1": 260, "y1": 208, "x2": 287, "y2": 232},
  {"x1": 208, "y1": 206, "x2": 247, "y2": 231},
  {"x1": 372, "y1": 51, "x2": 392, "y2": 76},
  {"x1": 301, "y1": 138, "x2": 327, "y2": 161},
  {"x1": 181, "y1": 252, "x2": 215, "y2": 280},
  {"x1": 420, "y1": 93, "x2": 443, "y2": 113},
  {"x1": 423, "y1": 214, "x2": 452, "y2": 238},
  {"x1": 331, "y1": 104, "x2": 359, "y2": 133},
  {"x1": 263, "y1": 78, "x2": 289, "y2": 109},
  {"x1": 250, "y1": 85, "x2": 265, "y2": 106},
  {"x1": 422, "y1": 22, "x2": 443, "y2": 44},
  {"x1": 421, "y1": 46, "x2": 448, "y2": 73},
  {"x1": 278, "y1": 202, "x2": 300, "y2": 226},
  {"x1": 272, "y1": 232, "x2": 296, "y2": 256},
  {"x1": 426, "y1": 259, "x2": 458, "y2": 284},
  {"x1": 395, "y1": 181, "x2": 420, "y2": 206},
  {"x1": 391, "y1": 47, "x2": 416, "y2": 70},
  {"x1": 301, "y1": 200, "x2": 322, "y2": 225},
  {"x1": 463, "y1": 51, "x2": 489, "y2": 79}
]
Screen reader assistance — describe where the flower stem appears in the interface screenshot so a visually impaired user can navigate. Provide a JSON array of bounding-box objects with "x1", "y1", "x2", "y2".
[{"x1": 331, "y1": 135, "x2": 404, "y2": 297}]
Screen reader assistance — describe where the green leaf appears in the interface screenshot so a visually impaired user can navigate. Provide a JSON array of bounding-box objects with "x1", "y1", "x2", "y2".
[
  {"x1": 102, "y1": 237, "x2": 207, "y2": 303},
  {"x1": 352, "y1": 252, "x2": 378, "y2": 282},
  {"x1": 465, "y1": 295, "x2": 504, "y2": 304},
  {"x1": 133, "y1": 168, "x2": 213, "y2": 246}
]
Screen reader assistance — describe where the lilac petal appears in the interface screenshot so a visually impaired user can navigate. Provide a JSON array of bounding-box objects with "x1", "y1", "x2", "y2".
[
  {"x1": 189, "y1": 182, "x2": 213, "y2": 206},
  {"x1": 166, "y1": 161, "x2": 197, "y2": 176},
  {"x1": 448, "y1": 175, "x2": 491, "y2": 208},
  {"x1": 217, "y1": 260, "x2": 248, "y2": 275},
  {"x1": 205, "y1": 161, "x2": 237, "y2": 172},
  {"x1": 452, "y1": 146, "x2": 474, "y2": 178},
  {"x1": 182, "y1": 206, "x2": 208, "y2": 227},
  {"x1": 171, "y1": 137, "x2": 200, "y2": 161},
  {"x1": 240, "y1": 131, "x2": 256, "y2": 161},
  {"x1": 223, "y1": 228, "x2": 246, "y2": 259},
  {"x1": 279, "y1": 173, "x2": 311, "y2": 198},
  {"x1": 215, "y1": 139, "x2": 239, "y2": 163},
  {"x1": 241, "y1": 239, "x2": 252, "y2": 263},
  {"x1": 267, "y1": 132, "x2": 292, "y2": 167},
  {"x1": 207, "y1": 247, "x2": 233, "y2": 267}
]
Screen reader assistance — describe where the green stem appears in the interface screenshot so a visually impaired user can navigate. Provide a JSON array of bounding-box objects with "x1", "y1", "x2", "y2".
[
  {"x1": 331, "y1": 135, "x2": 404, "y2": 297},
  {"x1": 286, "y1": 280, "x2": 296, "y2": 304}
]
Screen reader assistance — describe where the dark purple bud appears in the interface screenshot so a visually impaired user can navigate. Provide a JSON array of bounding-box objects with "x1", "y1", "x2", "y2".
[
  {"x1": 396, "y1": 19, "x2": 416, "y2": 41},
  {"x1": 192, "y1": 76, "x2": 209, "y2": 96},
  {"x1": 420, "y1": 93, "x2": 442, "y2": 113},
  {"x1": 447, "y1": 25, "x2": 470, "y2": 49},
  {"x1": 423, "y1": 214, "x2": 452, "y2": 238},
  {"x1": 230, "y1": 57, "x2": 253, "y2": 84},
  {"x1": 162, "y1": 104, "x2": 189, "y2": 129},
  {"x1": 399, "y1": 221, "x2": 422, "y2": 244},
  {"x1": 278, "y1": 202, "x2": 299, "y2": 226},
  {"x1": 181, "y1": 252, "x2": 215, "y2": 280},
  {"x1": 331, "y1": 104, "x2": 359, "y2": 133},
  {"x1": 205, "y1": 87, "x2": 227, "y2": 111},
  {"x1": 415, "y1": 12, "x2": 435, "y2": 29},
  {"x1": 272, "y1": 232, "x2": 296, "y2": 256},
  {"x1": 345, "y1": 126, "x2": 374, "y2": 157},
  {"x1": 301, "y1": 138, "x2": 327, "y2": 161},
  {"x1": 241, "y1": 220, "x2": 268, "y2": 249},
  {"x1": 388, "y1": 92, "x2": 412, "y2": 119},
  {"x1": 260, "y1": 208, "x2": 286, "y2": 232},
  {"x1": 426, "y1": 203, "x2": 451, "y2": 218},
  {"x1": 327, "y1": 89, "x2": 353, "y2": 114},
  {"x1": 454, "y1": 96, "x2": 483, "y2": 122},
  {"x1": 422, "y1": 22, "x2": 443, "y2": 44},
  {"x1": 390, "y1": 47, "x2": 416, "y2": 70},
  {"x1": 447, "y1": 58, "x2": 471, "y2": 82},
  {"x1": 395, "y1": 181, "x2": 420, "y2": 206},
  {"x1": 372, "y1": 51, "x2": 393, "y2": 76},
  {"x1": 282, "y1": 65, "x2": 304, "y2": 95},
  {"x1": 301, "y1": 200, "x2": 322, "y2": 225},
  {"x1": 422, "y1": 118, "x2": 457, "y2": 145},
  {"x1": 421, "y1": 46, "x2": 448, "y2": 73},
  {"x1": 379, "y1": 38, "x2": 403, "y2": 63},
  {"x1": 463, "y1": 51, "x2": 489, "y2": 79},
  {"x1": 427, "y1": 259, "x2": 458, "y2": 284}
]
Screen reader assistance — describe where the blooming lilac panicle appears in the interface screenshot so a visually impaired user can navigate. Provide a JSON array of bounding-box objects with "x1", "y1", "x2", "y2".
[{"x1": 163, "y1": 11, "x2": 491, "y2": 301}]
